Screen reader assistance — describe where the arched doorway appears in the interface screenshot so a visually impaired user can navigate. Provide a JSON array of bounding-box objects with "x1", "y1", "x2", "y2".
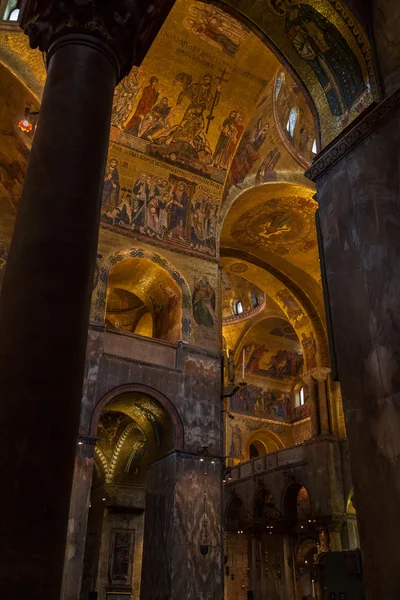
[{"x1": 81, "y1": 388, "x2": 180, "y2": 600}]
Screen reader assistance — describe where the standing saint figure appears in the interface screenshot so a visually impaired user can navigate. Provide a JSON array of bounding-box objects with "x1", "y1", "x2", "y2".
[
  {"x1": 168, "y1": 181, "x2": 189, "y2": 240},
  {"x1": 229, "y1": 423, "x2": 243, "y2": 457},
  {"x1": 112, "y1": 67, "x2": 142, "y2": 128},
  {"x1": 213, "y1": 110, "x2": 239, "y2": 168},
  {"x1": 302, "y1": 331, "x2": 318, "y2": 370},
  {"x1": 125, "y1": 76, "x2": 159, "y2": 136},
  {"x1": 101, "y1": 158, "x2": 120, "y2": 214},
  {"x1": 192, "y1": 276, "x2": 216, "y2": 328}
]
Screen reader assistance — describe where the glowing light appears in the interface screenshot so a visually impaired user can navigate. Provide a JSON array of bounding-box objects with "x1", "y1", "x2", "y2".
[{"x1": 18, "y1": 118, "x2": 33, "y2": 133}]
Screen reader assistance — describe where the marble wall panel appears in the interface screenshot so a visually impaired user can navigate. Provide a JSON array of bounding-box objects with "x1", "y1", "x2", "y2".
[
  {"x1": 82, "y1": 340, "x2": 222, "y2": 455},
  {"x1": 141, "y1": 452, "x2": 222, "y2": 600},
  {"x1": 315, "y1": 98, "x2": 400, "y2": 598},
  {"x1": 373, "y1": 0, "x2": 400, "y2": 95}
]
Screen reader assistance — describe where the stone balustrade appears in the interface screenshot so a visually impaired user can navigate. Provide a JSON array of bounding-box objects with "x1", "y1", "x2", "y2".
[{"x1": 229, "y1": 444, "x2": 307, "y2": 482}]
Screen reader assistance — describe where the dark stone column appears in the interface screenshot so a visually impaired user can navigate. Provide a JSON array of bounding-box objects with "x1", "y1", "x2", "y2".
[
  {"x1": 306, "y1": 88, "x2": 400, "y2": 600},
  {"x1": 0, "y1": 2, "x2": 171, "y2": 598},
  {"x1": 313, "y1": 367, "x2": 331, "y2": 436},
  {"x1": 141, "y1": 451, "x2": 223, "y2": 600},
  {"x1": 302, "y1": 372, "x2": 320, "y2": 437},
  {"x1": 61, "y1": 436, "x2": 97, "y2": 600}
]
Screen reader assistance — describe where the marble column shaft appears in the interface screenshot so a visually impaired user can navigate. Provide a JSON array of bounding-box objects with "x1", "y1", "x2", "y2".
[
  {"x1": 306, "y1": 89, "x2": 400, "y2": 599},
  {"x1": 0, "y1": 33, "x2": 117, "y2": 600},
  {"x1": 61, "y1": 439, "x2": 96, "y2": 600},
  {"x1": 140, "y1": 451, "x2": 223, "y2": 600}
]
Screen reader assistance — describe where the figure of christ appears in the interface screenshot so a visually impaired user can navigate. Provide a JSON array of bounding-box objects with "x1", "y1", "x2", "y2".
[
  {"x1": 172, "y1": 74, "x2": 216, "y2": 145},
  {"x1": 167, "y1": 182, "x2": 189, "y2": 241},
  {"x1": 125, "y1": 76, "x2": 159, "y2": 136}
]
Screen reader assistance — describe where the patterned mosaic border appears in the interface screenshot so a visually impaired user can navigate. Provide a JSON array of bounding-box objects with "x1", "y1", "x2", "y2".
[{"x1": 306, "y1": 88, "x2": 400, "y2": 181}]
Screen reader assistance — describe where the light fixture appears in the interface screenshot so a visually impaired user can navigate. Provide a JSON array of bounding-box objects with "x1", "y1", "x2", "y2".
[
  {"x1": 199, "y1": 457, "x2": 204, "y2": 462},
  {"x1": 78, "y1": 440, "x2": 83, "y2": 446},
  {"x1": 210, "y1": 458, "x2": 215, "y2": 464},
  {"x1": 17, "y1": 107, "x2": 39, "y2": 134}
]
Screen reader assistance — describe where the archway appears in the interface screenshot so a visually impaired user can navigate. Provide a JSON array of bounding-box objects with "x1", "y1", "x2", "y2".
[
  {"x1": 91, "y1": 247, "x2": 193, "y2": 343},
  {"x1": 82, "y1": 387, "x2": 180, "y2": 600}
]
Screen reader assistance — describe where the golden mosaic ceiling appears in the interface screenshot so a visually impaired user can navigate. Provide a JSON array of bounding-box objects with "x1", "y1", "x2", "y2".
[{"x1": 0, "y1": 0, "x2": 377, "y2": 362}]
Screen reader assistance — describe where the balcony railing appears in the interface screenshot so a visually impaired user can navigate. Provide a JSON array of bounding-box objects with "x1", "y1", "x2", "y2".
[{"x1": 228, "y1": 444, "x2": 307, "y2": 482}]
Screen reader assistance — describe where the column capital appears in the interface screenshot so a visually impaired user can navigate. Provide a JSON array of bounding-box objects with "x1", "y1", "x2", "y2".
[
  {"x1": 306, "y1": 367, "x2": 331, "y2": 382},
  {"x1": 300, "y1": 371, "x2": 314, "y2": 386},
  {"x1": 20, "y1": 0, "x2": 173, "y2": 81}
]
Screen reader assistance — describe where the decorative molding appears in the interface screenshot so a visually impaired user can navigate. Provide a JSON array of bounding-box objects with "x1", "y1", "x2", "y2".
[
  {"x1": 306, "y1": 88, "x2": 400, "y2": 181},
  {"x1": 107, "y1": 422, "x2": 137, "y2": 483},
  {"x1": 222, "y1": 298, "x2": 266, "y2": 325},
  {"x1": 102, "y1": 351, "x2": 181, "y2": 373}
]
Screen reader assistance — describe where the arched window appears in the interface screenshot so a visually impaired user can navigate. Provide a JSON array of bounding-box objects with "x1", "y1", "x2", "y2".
[
  {"x1": 312, "y1": 138, "x2": 317, "y2": 154},
  {"x1": 233, "y1": 299, "x2": 243, "y2": 316},
  {"x1": 286, "y1": 107, "x2": 298, "y2": 137},
  {"x1": 296, "y1": 386, "x2": 305, "y2": 407},
  {"x1": 276, "y1": 72, "x2": 285, "y2": 99},
  {"x1": 3, "y1": 0, "x2": 17, "y2": 19},
  {"x1": 8, "y1": 8, "x2": 19, "y2": 20}
]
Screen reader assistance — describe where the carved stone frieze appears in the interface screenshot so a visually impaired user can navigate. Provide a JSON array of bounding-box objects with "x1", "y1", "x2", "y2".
[
  {"x1": 306, "y1": 87, "x2": 400, "y2": 181},
  {"x1": 20, "y1": 0, "x2": 173, "y2": 80}
]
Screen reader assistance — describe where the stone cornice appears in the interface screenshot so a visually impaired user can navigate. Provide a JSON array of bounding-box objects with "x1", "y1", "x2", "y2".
[{"x1": 306, "y1": 88, "x2": 400, "y2": 181}]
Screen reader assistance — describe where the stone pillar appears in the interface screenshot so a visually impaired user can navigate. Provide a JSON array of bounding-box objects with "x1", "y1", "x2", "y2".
[
  {"x1": 250, "y1": 535, "x2": 260, "y2": 599},
  {"x1": 328, "y1": 520, "x2": 343, "y2": 553},
  {"x1": 282, "y1": 536, "x2": 296, "y2": 600},
  {"x1": 61, "y1": 435, "x2": 97, "y2": 600},
  {"x1": 306, "y1": 88, "x2": 400, "y2": 599},
  {"x1": 312, "y1": 368, "x2": 331, "y2": 436},
  {"x1": 0, "y1": 2, "x2": 164, "y2": 598},
  {"x1": 301, "y1": 372, "x2": 320, "y2": 437},
  {"x1": 141, "y1": 451, "x2": 223, "y2": 600}
]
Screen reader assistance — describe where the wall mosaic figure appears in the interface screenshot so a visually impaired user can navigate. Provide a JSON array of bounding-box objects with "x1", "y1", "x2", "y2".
[
  {"x1": 192, "y1": 275, "x2": 216, "y2": 328},
  {"x1": 125, "y1": 76, "x2": 159, "y2": 135},
  {"x1": 184, "y1": 2, "x2": 249, "y2": 57},
  {"x1": 267, "y1": 0, "x2": 367, "y2": 116},
  {"x1": 301, "y1": 330, "x2": 318, "y2": 370},
  {"x1": 101, "y1": 158, "x2": 120, "y2": 214}
]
